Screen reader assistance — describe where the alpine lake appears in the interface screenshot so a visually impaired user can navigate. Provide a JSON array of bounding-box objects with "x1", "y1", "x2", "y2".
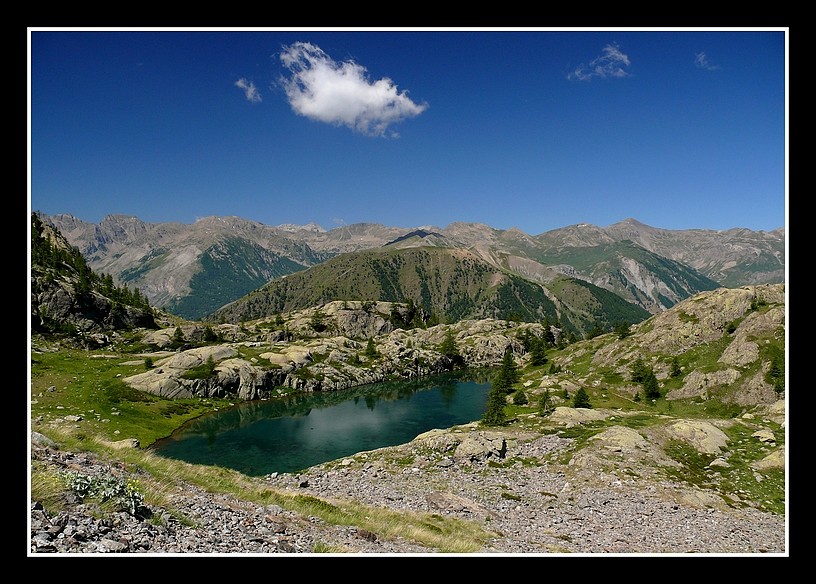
[{"x1": 150, "y1": 370, "x2": 494, "y2": 476}]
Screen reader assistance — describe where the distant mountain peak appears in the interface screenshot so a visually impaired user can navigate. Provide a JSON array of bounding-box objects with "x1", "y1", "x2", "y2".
[
  {"x1": 610, "y1": 217, "x2": 656, "y2": 230},
  {"x1": 275, "y1": 222, "x2": 327, "y2": 233},
  {"x1": 383, "y1": 229, "x2": 445, "y2": 246}
]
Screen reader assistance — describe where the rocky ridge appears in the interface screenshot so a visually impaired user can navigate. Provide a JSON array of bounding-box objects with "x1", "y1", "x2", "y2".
[{"x1": 123, "y1": 301, "x2": 538, "y2": 400}]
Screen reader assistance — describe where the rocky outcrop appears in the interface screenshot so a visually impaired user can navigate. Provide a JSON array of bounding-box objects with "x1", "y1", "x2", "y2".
[
  {"x1": 547, "y1": 406, "x2": 611, "y2": 428},
  {"x1": 123, "y1": 316, "x2": 528, "y2": 400},
  {"x1": 284, "y1": 301, "x2": 401, "y2": 339},
  {"x1": 31, "y1": 272, "x2": 156, "y2": 336},
  {"x1": 413, "y1": 425, "x2": 510, "y2": 464},
  {"x1": 585, "y1": 284, "x2": 784, "y2": 406},
  {"x1": 663, "y1": 420, "x2": 730, "y2": 455},
  {"x1": 31, "y1": 213, "x2": 157, "y2": 339}
]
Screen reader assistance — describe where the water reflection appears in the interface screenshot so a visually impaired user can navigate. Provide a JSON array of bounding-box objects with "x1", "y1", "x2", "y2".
[{"x1": 151, "y1": 369, "x2": 494, "y2": 476}]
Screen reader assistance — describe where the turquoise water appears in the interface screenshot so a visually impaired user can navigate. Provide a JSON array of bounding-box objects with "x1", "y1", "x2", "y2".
[{"x1": 150, "y1": 370, "x2": 493, "y2": 476}]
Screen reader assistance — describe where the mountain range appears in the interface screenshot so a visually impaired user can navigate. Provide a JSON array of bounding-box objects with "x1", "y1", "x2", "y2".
[
  {"x1": 29, "y1": 214, "x2": 787, "y2": 555},
  {"x1": 41, "y1": 214, "x2": 785, "y2": 335}
]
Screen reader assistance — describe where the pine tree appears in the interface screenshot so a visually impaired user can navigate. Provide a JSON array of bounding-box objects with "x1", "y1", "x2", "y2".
[
  {"x1": 482, "y1": 384, "x2": 507, "y2": 426},
  {"x1": 538, "y1": 388, "x2": 553, "y2": 416},
  {"x1": 572, "y1": 387, "x2": 592, "y2": 408},
  {"x1": 494, "y1": 348, "x2": 520, "y2": 393},
  {"x1": 614, "y1": 322, "x2": 631, "y2": 339},
  {"x1": 529, "y1": 337, "x2": 548, "y2": 366},
  {"x1": 438, "y1": 328, "x2": 461, "y2": 365},
  {"x1": 630, "y1": 356, "x2": 648, "y2": 383},
  {"x1": 364, "y1": 337, "x2": 378, "y2": 358},
  {"x1": 643, "y1": 371, "x2": 661, "y2": 400},
  {"x1": 670, "y1": 356, "x2": 682, "y2": 378},
  {"x1": 541, "y1": 318, "x2": 556, "y2": 348},
  {"x1": 512, "y1": 389, "x2": 528, "y2": 405},
  {"x1": 203, "y1": 325, "x2": 218, "y2": 343},
  {"x1": 310, "y1": 309, "x2": 328, "y2": 333},
  {"x1": 766, "y1": 353, "x2": 784, "y2": 396}
]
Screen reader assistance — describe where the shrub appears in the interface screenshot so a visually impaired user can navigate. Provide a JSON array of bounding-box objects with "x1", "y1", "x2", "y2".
[
  {"x1": 512, "y1": 389, "x2": 528, "y2": 405},
  {"x1": 364, "y1": 338, "x2": 378, "y2": 358},
  {"x1": 61, "y1": 471, "x2": 148, "y2": 517},
  {"x1": 643, "y1": 371, "x2": 661, "y2": 400},
  {"x1": 181, "y1": 355, "x2": 217, "y2": 380},
  {"x1": 203, "y1": 325, "x2": 219, "y2": 342},
  {"x1": 670, "y1": 356, "x2": 682, "y2": 378},
  {"x1": 310, "y1": 310, "x2": 328, "y2": 333}
]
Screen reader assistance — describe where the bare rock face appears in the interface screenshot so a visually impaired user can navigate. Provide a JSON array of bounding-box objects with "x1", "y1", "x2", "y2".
[
  {"x1": 753, "y1": 449, "x2": 785, "y2": 471},
  {"x1": 668, "y1": 368, "x2": 742, "y2": 401},
  {"x1": 663, "y1": 420, "x2": 729, "y2": 455},
  {"x1": 762, "y1": 400, "x2": 786, "y2": 425},
  {"x1": 727, "y1": 369, "x2": 779, "y2": 406},
  {"x1": 719, "y1": 305, "x2": 785, "y2": 367},
  {"x1": 214, "y1": 358, "x2": 281, "y2": 400},
  {"x1": 547, "y1": 407, "x2": 611, "y2": 428}
]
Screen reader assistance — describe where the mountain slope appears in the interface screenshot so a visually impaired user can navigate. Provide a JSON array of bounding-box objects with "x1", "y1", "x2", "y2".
[
  {"x1": 517, "y1": 240, "x2": 722, "y2": 312},
  {"x1": 30, "y1": 213, "x2": 158, "y2": 340},
  {"x1": 206, "y1": 246, "x2": 651, "y2": 337},
  {"x1": 553, "y1": 282, "x2": 786, "y2": 407},
  {"x1": 43, "y1": 214, "x2": 330, "y2": 320},
  {"x1": 159, "y1": 237, "x2": 306, "y2": 320},
  {"x1": 536, "y1": 218, "x2": 785, "y2": 287}
]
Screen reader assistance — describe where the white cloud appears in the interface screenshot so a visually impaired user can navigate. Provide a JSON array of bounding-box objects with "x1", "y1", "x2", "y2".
[
  {"x1": 694, "y1": 52, "x2": 720, "y2": 71},
  {"x1": 278, "y1": 42, "x2": 428, "y2": 137},
  {"x1": 235, "y1": 78, "x2": 262, "y2": 103},
  {"x1": 568, "y1": 43, "x2": 632, "y2": 81}
]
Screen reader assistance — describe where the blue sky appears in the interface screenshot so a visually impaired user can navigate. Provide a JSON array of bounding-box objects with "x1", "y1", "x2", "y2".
[{"x1": 29, "y1": 28, "x2": 787, "y2": 235}]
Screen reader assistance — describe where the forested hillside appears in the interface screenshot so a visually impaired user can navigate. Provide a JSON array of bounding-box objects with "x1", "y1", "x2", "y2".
[{"x1": 206, "y1": 246, "x2": 651, "y2": 338}]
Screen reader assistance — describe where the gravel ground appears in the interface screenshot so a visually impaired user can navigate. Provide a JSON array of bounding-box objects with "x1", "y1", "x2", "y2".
[{"x1": 29, "y1": 427, "x2": 787, "y2": 556}]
